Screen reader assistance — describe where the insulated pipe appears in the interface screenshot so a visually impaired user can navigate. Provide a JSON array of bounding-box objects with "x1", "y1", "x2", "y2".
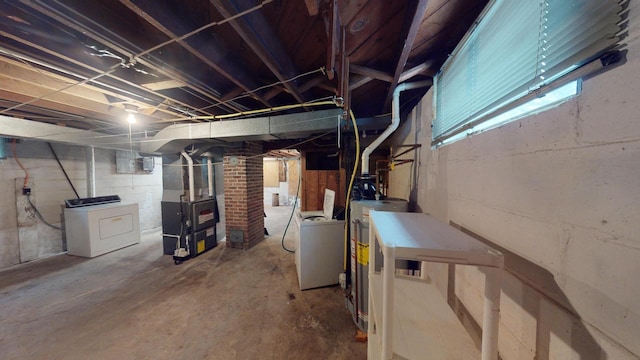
[
  {"x1": 207, "y1": 157, "x2": 214, "y2": 197},
  {"x1": 361, "y1": 80, "x2": 432, "y2": 176},
  {"x1": 180, "y1": 151, "x2": 195, "y2": 202}
]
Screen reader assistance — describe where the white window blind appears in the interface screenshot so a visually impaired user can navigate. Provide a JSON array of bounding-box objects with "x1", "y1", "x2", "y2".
[{"x1": 433, "y1": 0, "x2": 625, "y2": 145}]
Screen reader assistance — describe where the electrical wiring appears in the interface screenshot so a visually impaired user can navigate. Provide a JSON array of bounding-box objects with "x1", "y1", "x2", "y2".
[
  {"x1": 11, "y1": 139, "x2": 62, "y2": 231},
  {"x1": 26, "y1": 194, "x2": 62, "y2": 231},
  {"x1": 199, "y1": 68, "x2": 327, "y2": 112},
  {"x1": 11, "y1": 139, "x2": 29, "y2": 188},
  {"x1": 343, "y1": 109, "x2": 360, "y2": 272}
]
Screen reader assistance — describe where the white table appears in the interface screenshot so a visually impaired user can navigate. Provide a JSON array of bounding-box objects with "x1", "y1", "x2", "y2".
[{"x1": 368, "y1": 211, "x2": 504, "y2": 360}]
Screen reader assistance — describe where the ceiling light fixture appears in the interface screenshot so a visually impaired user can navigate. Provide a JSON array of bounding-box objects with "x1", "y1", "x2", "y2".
[{"x1": 124, "y1": 104, "x2": 138, "y2": 124}]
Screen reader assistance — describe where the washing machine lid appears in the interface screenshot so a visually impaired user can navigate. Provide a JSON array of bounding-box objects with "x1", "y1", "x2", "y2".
[{"x1": 322, "y1": 189, "x2": 335, "y2": 220}]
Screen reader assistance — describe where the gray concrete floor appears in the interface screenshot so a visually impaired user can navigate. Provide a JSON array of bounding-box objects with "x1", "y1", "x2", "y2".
[{"x1": 0, "y1": 204, "x2": 366, "y2": 360}]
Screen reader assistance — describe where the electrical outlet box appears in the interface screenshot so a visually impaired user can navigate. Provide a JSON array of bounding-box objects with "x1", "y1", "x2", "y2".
[{"x1": 22, "y1": 187, "x2": 31, "y2": 195}]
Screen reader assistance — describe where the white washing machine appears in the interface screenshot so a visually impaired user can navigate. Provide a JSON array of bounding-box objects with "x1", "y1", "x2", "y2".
[{"x1": 294, "y1": 189, "x2": 345, "y2": 290}]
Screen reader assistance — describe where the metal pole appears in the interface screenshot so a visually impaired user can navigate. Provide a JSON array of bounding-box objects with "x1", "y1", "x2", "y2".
[{"x1": 86, "y1": 146, "x2": 96, "y2": 197}]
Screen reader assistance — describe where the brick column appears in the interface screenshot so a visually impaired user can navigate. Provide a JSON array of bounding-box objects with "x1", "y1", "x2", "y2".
[{"x1": 223, "y1": 142, "x2": 264, "y2": 249}]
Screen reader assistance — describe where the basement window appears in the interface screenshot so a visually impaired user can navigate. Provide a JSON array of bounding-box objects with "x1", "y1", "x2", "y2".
[{"x1": 432, "y1": 0, "x2": 627, "y2": 147}]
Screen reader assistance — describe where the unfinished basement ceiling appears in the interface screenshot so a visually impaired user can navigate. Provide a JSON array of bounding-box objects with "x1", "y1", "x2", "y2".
[{"x1": 0, "y1": 0, "x2": 487, "y2": 146}]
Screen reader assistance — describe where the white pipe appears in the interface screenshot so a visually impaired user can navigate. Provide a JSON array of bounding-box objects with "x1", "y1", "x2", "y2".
[
  {"x1": 481, "y1": 267, "x2": 502, "y2": 360},
  {"x1": 86, "y1": 146, "x2": 96, "y2": 197},
  {"x1": 207, "y1": 157, "x2": 214, "y2": 197},
  {"x1": 361, "y1": 80, "x2": 432, "y2": 176},
  {"x1": 180, "y1": 151, "x2": 195, "y2": 202}
]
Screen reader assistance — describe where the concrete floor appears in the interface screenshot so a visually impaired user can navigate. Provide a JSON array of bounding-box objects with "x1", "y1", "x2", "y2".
[{"x1": 0, "y1": 204, "x2": 366, "y2": 360}]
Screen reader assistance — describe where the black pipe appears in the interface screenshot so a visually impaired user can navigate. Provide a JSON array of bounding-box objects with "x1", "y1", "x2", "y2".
[{"x1": 47, "y1": 143, "x2": 80, "y2": 199}]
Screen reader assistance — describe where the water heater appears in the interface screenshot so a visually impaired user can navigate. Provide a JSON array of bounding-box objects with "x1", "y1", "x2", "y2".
[{"x1": 348, "y1": 198, "x2": 408, "y2": 332}]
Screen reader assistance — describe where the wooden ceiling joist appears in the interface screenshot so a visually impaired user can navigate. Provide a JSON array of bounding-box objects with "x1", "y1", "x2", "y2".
[
  {"x1": 304, "y1": 0, "x2": 320, "y2": 17},
  {"x1": 399, "y1": 60, "x2": 434, "y2": 82},
  {"x1": 210, "y1": 0, "x2": 306, "y2": 104},
  {"x1": 349, "y1": 64, "x2": 393, "y2": 83},
  {"x1": 383, "y1": 0, "x2": 430, "y2": 109},
  {"x1": 119, "y1": 0, "x2": 272, "y2": 108}
]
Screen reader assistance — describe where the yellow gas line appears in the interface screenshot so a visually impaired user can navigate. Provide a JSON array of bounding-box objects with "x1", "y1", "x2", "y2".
[{"x1": 344, "y1": 109, "x2": 360, "y2": 271}]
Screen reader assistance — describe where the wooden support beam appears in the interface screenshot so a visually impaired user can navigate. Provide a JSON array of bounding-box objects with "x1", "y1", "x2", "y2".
[
  {"x1": 264, "y1": 86, "x2": 285, "y2": 101},
  {"x1": 325, "y1": 0, "x2": 340, "y2": 80},
  {"x1": 399, "y1": 60, "x2": 434, "y2": 83},
  {"x1": 304, "y1": 0, "x2": 320, "y2": 16},
  {"x1": 210, "y1": 0, "x2": 306, "y2": 104},
  {"x1": 383, "y1": 0, "x2": 430, "y2": 110},
  {"x1": 350, "y1": 64, "x2": 393, "y2": 83},
  {"x1": 300, "y1": 76, "x2": 327, "y2": 93},
  {"x1": 120, "y1": 0, "x2": 271, "y2": 108},
  {"x1": 18, "y1": 0, "x2": 243, "y2": 114},
  {"x1": 349, "y1": 75, "x2": 373, "y2": 91},
  {"x1": 222, "y1": 87, "x2": 246, "y2": 102},
  {"x1": 0, "y1": 30, "x2": 194, "y2": 121}
]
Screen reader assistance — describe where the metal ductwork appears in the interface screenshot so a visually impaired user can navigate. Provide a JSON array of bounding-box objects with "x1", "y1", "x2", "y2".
[
  {"x1": 0, "y1": 108, "x2": 348, "y2": 155},
  {"x1": 140, "y1": 108, "x2": 344, "y2": 153}
]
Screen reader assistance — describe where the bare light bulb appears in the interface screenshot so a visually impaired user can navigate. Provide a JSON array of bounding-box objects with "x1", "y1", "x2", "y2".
[{"x1": 127, "y1": 113, "x2": 136, "y2": 124}]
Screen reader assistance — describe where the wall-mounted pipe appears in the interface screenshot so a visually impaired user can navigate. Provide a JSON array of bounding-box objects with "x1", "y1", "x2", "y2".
[
  {"x1": 207, "y1": 157, "x2": 214, "y2": 197},
  {"x1": 0, "y1": 137, "x2": 6, "y2": 160},
  {"x1": 180, "y1": 151, "x2": 195, "y2": 202},
  {"x1": 86, "y1": 147, "x2": 96, "y2": 197},
  {"x1": 361, "y1": 80, "x2": 432, "y2": 176}
]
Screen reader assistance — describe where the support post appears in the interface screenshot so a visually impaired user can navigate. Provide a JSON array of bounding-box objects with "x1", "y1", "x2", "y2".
[
  {"x1": 86, "y1": 146, "x2": 96, "y2": 197},
  {"x1": 381, "y1": 244, "x2": 395, "y2": 359},
  {"x1": 481, "y1": 267, "x2": 502, "y2": 360}
]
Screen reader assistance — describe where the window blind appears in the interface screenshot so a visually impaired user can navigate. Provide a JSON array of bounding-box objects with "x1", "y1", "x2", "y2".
[{"x1": 433, "y1": 0, "x2": 625, "y2": 144}]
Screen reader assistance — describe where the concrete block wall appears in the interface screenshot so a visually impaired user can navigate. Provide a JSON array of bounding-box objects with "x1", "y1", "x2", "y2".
[
  {"x1": 387, "y1": 4, "x2": 640, "y2": 358},
  {"x1": 0, "y1": 140, "x2": 163, "y2": 269},
  {"x1": 93, "y1": 149, "x2": 163, "y2": 232},
  {"x1": 223, "y1": 142, "x2": 264, "y2": 249}
]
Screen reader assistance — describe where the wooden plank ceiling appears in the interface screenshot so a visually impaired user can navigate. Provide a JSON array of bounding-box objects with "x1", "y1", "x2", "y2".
[{"x1": 0, "y1": 0, "x2": 487, "y2": 143}]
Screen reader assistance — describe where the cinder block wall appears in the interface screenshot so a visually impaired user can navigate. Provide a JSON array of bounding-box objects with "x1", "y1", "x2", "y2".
[
  {"x1": 0, "y1": 140, "x2": 163, "y2": 269},
  {"x1": 223, "y1": 142, "x2": 264, "y2": 249},
  {"x1": 387, "y1": 5, "x2": 640, "y2": 357}
]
